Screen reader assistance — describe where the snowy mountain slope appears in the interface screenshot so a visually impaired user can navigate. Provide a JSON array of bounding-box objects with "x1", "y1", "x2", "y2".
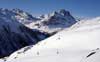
[
  {"x1": 0, "y1": 8, "x2": 50, "y2": 58},
  {"x1": 28, "y1": 17, "x2": 100, "y2": 49},
  {"x1": 6, "y1": 17, "x2": 100, "y2": 62},
  {"x1": 26, "y1": 9, "x2": 77, "y2": 33}
]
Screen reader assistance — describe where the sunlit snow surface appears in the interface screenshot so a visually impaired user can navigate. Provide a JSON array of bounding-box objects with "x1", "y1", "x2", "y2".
[{"x1": 4, "y1": 17, "x2": 100, "y2": 62}]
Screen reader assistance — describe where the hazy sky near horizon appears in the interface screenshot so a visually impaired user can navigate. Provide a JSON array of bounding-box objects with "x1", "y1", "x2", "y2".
[{"x1": 0, "y1": 0, "x2": 99, "y2": 18}]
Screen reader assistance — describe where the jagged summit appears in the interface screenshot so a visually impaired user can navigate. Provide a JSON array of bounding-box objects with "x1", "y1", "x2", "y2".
[
  {"x1": 59, "y1": 9, "x2": 70, "y2": 16},
  {"x1": 49, "y1": 9, "x2": 71, "y2": 19}
]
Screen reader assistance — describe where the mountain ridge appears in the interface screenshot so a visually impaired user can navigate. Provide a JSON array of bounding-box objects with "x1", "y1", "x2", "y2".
[{"x1": 26, "y1": 9, "x2": 77, "y2": 33}]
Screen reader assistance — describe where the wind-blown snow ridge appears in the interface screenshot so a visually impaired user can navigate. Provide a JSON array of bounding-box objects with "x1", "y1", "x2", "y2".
[{"x1": 81, "y1": 48, "x2": 100, "y2": 62}]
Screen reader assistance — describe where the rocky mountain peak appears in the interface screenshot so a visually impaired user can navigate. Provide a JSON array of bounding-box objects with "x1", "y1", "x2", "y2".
[{"x1": 59, "y1": 9, "x2": 70, "y2": 16}]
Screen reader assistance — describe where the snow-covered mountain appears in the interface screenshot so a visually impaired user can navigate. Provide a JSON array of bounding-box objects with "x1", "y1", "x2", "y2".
[
  {"x1": 0, "y1": 8, "x2": 40, "y2": 24},
  {"x1": 5, "y1": 17, "x2": 100, "y2": 62},
  {"x1": 0, "y1": 8, "x2": 50, "y2": 58},
  {"x1": 0, "y1": 8, "x2": 78, "y2": 59},
  {"x1": 26, "y1": 9, "x2": 77, "y2": 33}
]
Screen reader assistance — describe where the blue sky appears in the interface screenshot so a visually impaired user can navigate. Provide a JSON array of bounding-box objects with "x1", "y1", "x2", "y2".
[{"x1": 0, "y1": 0, "x2": 99, "y2": 18}]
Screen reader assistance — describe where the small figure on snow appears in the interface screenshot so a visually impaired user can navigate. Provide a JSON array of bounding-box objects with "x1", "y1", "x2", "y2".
[
  {"x1": 37, "y1": 51, "x2": 40, "y2": 55},
  {"x1": 56, "y1": 49, "x2": 59, "y2": 54}
]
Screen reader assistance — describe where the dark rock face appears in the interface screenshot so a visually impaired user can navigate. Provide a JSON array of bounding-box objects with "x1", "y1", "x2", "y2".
[{"x1": 0, "y1": 25, "x2": 50, "y2": 58}]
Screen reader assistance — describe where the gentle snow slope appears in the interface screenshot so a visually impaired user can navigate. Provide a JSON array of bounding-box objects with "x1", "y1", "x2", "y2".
[{"x1": 6, "y1": 17, "x2": 100, "y2": 62}]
